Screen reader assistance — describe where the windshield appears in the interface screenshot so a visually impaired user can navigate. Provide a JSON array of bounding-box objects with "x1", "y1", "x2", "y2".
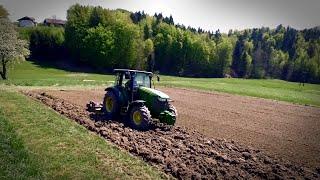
[{"x1": 135, "y1": 73, "x2": 151, "y2": 88}]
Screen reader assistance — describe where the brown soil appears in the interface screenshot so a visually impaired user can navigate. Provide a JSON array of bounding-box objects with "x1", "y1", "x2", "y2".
[
  {"x1": 24, "y1": 89, "x2": 320, "y2": 179},
  {"x1": 163, "y1": 87, "x2": 320, "y2": 170},
  {"x1": 38, "y1": 88, "x2": 320, "y2": 169}
]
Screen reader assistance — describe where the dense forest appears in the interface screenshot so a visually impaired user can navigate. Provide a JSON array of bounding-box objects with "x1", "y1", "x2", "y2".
[{"x1": 21, "y1": 4, "x2": 320, "y2": 83}]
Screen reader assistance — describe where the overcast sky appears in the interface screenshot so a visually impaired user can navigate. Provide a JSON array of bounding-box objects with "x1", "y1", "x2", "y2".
[{"x1": 1, "y1": 0, "x2": 320, "y2": 32}]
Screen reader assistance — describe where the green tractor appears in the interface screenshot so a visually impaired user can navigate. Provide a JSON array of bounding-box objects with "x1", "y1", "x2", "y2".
[{"x1": 102, "y1": 69, "x2": 177, "y2": 130}]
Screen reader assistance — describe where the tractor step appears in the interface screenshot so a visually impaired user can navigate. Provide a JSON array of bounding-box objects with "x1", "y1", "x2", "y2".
[{"x1": 120, "y1": 107, "x2": 128, "y2": 115}]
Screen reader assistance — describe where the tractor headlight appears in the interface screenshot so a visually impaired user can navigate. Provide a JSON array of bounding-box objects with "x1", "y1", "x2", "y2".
[{"x1": 158, "y1": 97, "x2": 167, "y2": 102}]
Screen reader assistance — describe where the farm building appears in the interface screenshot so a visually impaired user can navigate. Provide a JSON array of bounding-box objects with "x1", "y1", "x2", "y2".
[
  {"x1": 17, "y1": 16, "x2": 36, "y2": 27},
  {"x1": 43, "y1": 18, "x2": 66, "y2": 27}
]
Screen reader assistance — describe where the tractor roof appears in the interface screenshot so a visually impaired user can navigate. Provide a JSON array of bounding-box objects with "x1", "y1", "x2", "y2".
[{"x1": 114, "y1": 69, "x2": 153, "y2": 75}]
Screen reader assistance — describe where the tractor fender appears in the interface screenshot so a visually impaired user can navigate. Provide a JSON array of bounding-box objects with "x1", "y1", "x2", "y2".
[
  {"x1": 105, "y1": 87, "x2": 125, "y2": 107},
  {"x1": 105, "y1": 87, "x2": 116, "y2": 92},
  {"x1": 105, "y1": 87, "x2": 120, "y2": 99}
]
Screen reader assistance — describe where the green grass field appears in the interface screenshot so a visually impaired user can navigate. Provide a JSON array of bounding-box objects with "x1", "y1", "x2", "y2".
[
  {"x1": 2, "y1": 61, "x2": 114, "y2": 86},
  {"x1": 159, "y1": 76, "x2": 320, "y2": 106},
  {"x1": 1, "y1": 60, "x2": 320, "y2": 106},
  {"x1": 0, "y1": 90, "x2": 166, "y2": 179}
]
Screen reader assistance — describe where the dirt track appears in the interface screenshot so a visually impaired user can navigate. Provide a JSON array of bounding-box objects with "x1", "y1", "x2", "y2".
[{"x1": 25, "y1": 90, "x2": 320, "y2": 179}]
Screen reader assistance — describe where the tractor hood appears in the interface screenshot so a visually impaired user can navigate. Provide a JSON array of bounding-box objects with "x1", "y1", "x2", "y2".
[{"x1": 139, "y1": 87, "x2": 170, "y2": 99}]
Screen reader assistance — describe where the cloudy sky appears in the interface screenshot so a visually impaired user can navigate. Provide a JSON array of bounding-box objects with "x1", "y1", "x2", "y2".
[{"x1": 1, "y1": 0, "x2": 320, "y2": 32}]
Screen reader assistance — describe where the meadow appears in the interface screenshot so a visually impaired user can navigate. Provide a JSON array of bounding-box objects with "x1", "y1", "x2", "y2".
[{"x1": 2, "y1": 60, "x2": 320, "y2": 106}]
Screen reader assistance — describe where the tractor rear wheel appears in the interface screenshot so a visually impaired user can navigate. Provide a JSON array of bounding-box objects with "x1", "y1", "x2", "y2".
[
  {"x1": 129, "y1": 105, "x2": 151, "y2": 130},
  {"x1": 103, "y1": 91, "x2": 120, "y2": 119}
]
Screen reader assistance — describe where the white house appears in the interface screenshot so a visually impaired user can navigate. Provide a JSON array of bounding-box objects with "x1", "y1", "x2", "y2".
[{"x1": 17, "y1": 16, "x2": 36, "y2": 27}]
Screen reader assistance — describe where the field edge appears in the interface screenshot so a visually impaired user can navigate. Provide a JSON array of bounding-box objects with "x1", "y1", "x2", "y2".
[{"x1": 0, "y1": 89, "x2": 167, "y2": 179}]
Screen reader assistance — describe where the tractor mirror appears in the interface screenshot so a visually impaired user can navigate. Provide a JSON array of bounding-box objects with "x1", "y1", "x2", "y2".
[{"x1": 157, "y1": 75, "x2": 160, "y2": 82}]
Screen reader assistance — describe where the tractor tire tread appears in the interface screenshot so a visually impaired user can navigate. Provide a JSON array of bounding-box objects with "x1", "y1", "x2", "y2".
[{"x1": 129, "y1": 105, "x2": 152, "y2": 130}]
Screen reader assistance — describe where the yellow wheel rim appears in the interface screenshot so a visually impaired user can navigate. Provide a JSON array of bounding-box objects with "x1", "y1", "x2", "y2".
[
  {"x1": 105, "y1": 97, "x2": 113, "y2": 112},
  {"x1": 133, "y1": 111, "x2": 142, "y2": 125}
]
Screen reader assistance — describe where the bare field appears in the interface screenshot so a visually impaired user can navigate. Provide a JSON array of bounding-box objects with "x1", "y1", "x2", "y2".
[
  {"x1": 38, "y1": 87, "x2": 320, "y2": 169},
  {"x1": 25, "y1": 90, "x2": 320, "y2": 179}
]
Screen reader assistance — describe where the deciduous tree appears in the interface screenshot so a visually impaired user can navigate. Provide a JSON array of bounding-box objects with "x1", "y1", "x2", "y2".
[{"x1": 0, "y1": 14, "x2": 29, "y2": 79}]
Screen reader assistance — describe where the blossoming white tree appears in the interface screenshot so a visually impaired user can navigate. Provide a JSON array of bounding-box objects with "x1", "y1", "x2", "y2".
[{"x1": 0, "y1": 5, "x2": 29, "y2": 79}]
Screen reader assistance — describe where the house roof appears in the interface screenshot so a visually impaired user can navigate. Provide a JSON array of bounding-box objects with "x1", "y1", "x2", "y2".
[
  {"x1": 44, "y1": 18, "x2": 66, "y2": 25},
  {"x1": 17, "y1": 16, "x2": 35, "y2": 22}
]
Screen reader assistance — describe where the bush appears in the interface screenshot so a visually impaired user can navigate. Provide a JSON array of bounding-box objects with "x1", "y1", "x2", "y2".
[{"x1": 19, "y1": 26, "x2": 66, "y2": 58}]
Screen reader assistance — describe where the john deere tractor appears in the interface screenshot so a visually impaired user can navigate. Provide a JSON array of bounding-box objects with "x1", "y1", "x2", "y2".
[{"x1": 103, "y1": 69, "x2": 177, "y2": 130}]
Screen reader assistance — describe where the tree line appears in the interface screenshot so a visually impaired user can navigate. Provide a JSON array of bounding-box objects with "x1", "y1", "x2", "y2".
[
  {"x1": 230, "y1": 26, "x2": 320, "y2": 83},
  {"x1": 64, "y1": 4, "x2": 235, "y2": 77},
  {"x1": 9, "y1": 4, "x2": 320, "y2": 83}
]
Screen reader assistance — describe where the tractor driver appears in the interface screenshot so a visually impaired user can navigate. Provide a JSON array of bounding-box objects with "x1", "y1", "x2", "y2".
[{"x1": 124, "y1": 74, "x2": 138, "y2": 92}]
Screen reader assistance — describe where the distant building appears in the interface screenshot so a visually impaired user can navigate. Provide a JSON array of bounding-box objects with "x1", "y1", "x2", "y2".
[
  {"x1": 43, "y1": 18, "x2": 66, "y2": 27},
  {"x1": 17, "y1": 16, "x2": 36, "y2": 27}
]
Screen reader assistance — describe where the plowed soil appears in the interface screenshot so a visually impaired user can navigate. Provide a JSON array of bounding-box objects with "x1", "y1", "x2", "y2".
[{"x1": 24, "y1": 88, "x2": 320, "y2": 179}]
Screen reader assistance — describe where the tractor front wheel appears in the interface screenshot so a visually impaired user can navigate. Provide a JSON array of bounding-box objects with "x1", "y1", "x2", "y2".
[{"x1": 129, "y1": 105, "x2": 151, "y2": 130}]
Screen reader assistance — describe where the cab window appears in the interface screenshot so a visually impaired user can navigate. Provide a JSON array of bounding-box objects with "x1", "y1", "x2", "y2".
[{"x1": 135, "y1": 73, "x2": 151, "y2": 87}]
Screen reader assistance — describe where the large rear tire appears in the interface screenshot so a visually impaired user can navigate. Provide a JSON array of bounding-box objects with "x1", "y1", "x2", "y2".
[
  {"x1": 129, "y1": 105, "x2": 151, "y2": 130},
  {"x1": 103, "y1": 91, "x2": 120, "y2": 119}
]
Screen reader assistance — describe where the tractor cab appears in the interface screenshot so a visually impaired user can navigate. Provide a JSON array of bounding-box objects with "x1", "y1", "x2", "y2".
[
  {"x1": 114, "y1": 69, "x2": 153, "y2": 91},
  {"x1": 113, "y1": 69, "x2": 154, "y2": 102}
]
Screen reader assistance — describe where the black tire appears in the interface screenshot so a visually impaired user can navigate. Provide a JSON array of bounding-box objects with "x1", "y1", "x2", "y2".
[
  {"x1": 103, "y1": 91, "x2": 120, "y2": 119},
  {"x1": 129, "y1": 105, "x2": 151, "y2": 130},
  {"x1": 168, "y1": 104, "x2": 177, "y2": 116}
]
